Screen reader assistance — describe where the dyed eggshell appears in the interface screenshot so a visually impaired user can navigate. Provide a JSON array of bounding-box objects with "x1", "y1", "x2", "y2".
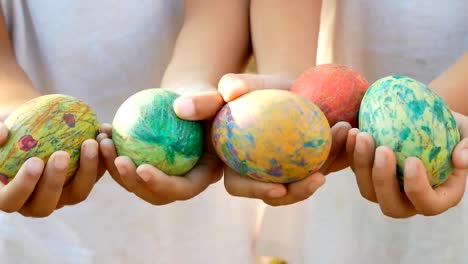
[
  {"x1": 212, "y1": 89, "x2": 332, "y2": 183},
  {"x1": 0, "y1": 94, "x2": 99, "y2": 185},
  {"x1": 291, "y1": 63, "x2": 369, "y2": 127},
  {"x1": 112, "y1": 89, "x2": 203, "y2": 176},
  {"x1": 359, "y1": 75, "x2": 460, "y2": 186}
]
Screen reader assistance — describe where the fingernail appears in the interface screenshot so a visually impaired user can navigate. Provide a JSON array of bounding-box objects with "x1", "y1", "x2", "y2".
[
  {"x1": 267, "y1": 188, "x2": 285, "y2": 198},
  {"x1": 85, "y1": 144, "x2": 97, "y2": 159},
  {"x1": 54, "y1": 153, "x2": 69, "y2": 170},
  {"x1": 355, "y1": 134, "x2": 367, "y2": 154},
  {"x1": 463, "y1": 149, "x2": 468, "y2": 166},
  {"x1": 219, "y1": 75, "x2": 244, "y2": 100},
  {"x1": 96, "y1": 133, "x2": 108, "y2": 142},
  {"x1": 404, "y1": 159, "x2": 417, "y2": 179},
  {"x1": 27, "y1": 158, "x2": 43, "y2": 173},
  {"x1": 175, "y1": 97, "x2": 196, "y2": 117},
  {"x1": 374, "y1": 148, "x2": 386, "y2": 168},
  {"x1": 102, "y1": 138, "x2": 114, "y2": 146},
  {"x1": 138, "y1": 171, "x2": 151, "y2": 182},
  {"x1": 116, "y1": 163, "x2": 127, "y2": 176}
]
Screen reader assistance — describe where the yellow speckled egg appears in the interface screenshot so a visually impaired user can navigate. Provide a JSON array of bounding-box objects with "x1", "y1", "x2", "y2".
[
  {"x1": 212, "y1": 89, "x2": 331, "y2": 183},
  {"x1": 0, "y1": 94, "x2": 99, "y2": 185}
]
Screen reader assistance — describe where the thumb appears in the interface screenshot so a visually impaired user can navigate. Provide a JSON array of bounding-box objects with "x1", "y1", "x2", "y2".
[
  {"x1": 319, "y1": 121, "x2": 351, "y2": 174},
  {"x1": 218, "y1": 73, "x2": 293, "y2": 102},
  {"x1": 452, "y1": 112, "x2": 468, "y2": 169},
  {"x1": 173, "y1": 90, "x2": 224, "y2": 121}
]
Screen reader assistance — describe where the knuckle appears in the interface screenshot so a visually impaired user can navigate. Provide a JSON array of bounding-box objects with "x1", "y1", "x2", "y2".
[
  {"x1": 290, "y1": 189, "x2": 313, "y2": 201},
  {"x1": 358, "y1": 189, "x2": 377, "y2": 203},
  {"x1": 380, "y1": 208, "x2": 395, "y2": 218},
  {"x1": 26, "y1": 207, "x2": 53, "y2": 218},
  {"x1": 380, "y1": 207, "x2": 413, "y2": 219},
  {"x1": 372, "y1": 174, "x2": 387, "y2": 188},
  {"x1": 224, "y1": 181, "x2": 241, "y2": 197},
  {"x1": 264, "y1": 200, "x2": 283, "y2": 207},
  {"x1": 263, "y1": 198, "x2": 291, "y2": 207},
  {"x1": 0, "y1": 205, "x2": 17, "y2": 214},
  {"x1": 22, "y1": 171, "x2": 41, "y2": 186},
  {"x1": 46, "y1": 177, "x2": 66, "y2": 191},
  {"x1": 177, "y1": 191, "x2": 196, "y2": 201},
  {"x1": 148, "y1": 198, "x2": 171, "y2": 206},
  {"x1": 68, "y1": 190, "x2": 89, "y2": 205},
  {"x1": 403, "y1": 185, "x2": 423, "y2": 197},
  {"x1": 419, "y1": 206, "x2": 446, "y2": 217}
]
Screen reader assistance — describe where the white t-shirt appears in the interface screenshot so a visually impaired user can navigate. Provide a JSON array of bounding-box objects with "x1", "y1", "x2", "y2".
[
  {"x1": 0, "y1": 1, "x2": 259, "y2": 263},
  {"x1": 257, "y1": 0, "x2": 468, "y2": 263}
]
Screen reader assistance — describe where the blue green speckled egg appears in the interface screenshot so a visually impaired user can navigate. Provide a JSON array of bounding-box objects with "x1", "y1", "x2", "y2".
[{"x1": 359, "y1": 75, "x2": 460, "y2": 186}]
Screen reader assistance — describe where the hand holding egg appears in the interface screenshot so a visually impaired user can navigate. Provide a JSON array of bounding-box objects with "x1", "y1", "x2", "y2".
[
  {"x1": 0, "y1": 94, "x2": 101, "y2": 217},
  {"x1": 348, "y1": 75, "x2": 467, "y2": 218}
]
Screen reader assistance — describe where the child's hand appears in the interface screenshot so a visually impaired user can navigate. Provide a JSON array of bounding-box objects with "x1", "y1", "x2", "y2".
[
  {"x1": 0, "y1": 122, "x2": 104, "y2": 217},
  {"x1": 219, "y1": 74, "x2": 351, "y2": 206},
  {"x1": 347, "y1": 112, "x2": 468, "y2": 218},
  {"x1": 99, "y1": 85, "x2": 223, "y2": 205}
]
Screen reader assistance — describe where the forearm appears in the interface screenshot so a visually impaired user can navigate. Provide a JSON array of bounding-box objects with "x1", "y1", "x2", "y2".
[
  {"x1": 250, "y1": 0, "x2": 322, "y2": 79},
  {"x1": 429, "y1": 52, "x2": 468, "y2": 115},
  {"x1": 161, "y1": 0, "x2": 251, "y2": 92},
  {"x1": 0, "y1": 11, "x2": 39, "y2": 119}
]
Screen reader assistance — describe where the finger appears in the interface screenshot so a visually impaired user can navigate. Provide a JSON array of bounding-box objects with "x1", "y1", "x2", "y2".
[
  {"x1": 352, "y1": 132, "x2": 377, "y2": 202},
  {"x1": 184, "y1": 151, "x2": 223, "y2": 188},
  {"x1": 95, "y1": 133, "x2": 109, "y2": 178},
  {"x1": 58, "y1": 139, "x2": 99, "y2": 206},
  {"x1": 114, "y1": 156, "x2": 140, "y2": 192},
  {"x1": 404, "y1": 157, "x2": 466, "y2": 216},
  {"x1": 96, "y1": 132, "x2": 109, "y2": 143},
  {"x1": 263, "y1": 173, "x2": 325, "y2": 206},
  {"x1": 100, "y1": 138, "x2": 128, "y2": 190},
  {"x1": 136, "y1": 152, "x2": 223, "y2": 201},
  {"x1": 452, "y1": 138, "x2": 468, "y2": 169},
  {"x1": 0, "y1": 123, "x2": 8, "y2": 146},
  {"x1": 99, "y1": 123, "x2": 113, "y2": 138},
  {"x1": 223, "y1": 166, "x2": 287, "y2": 200},
  {"x1": 372, "y1": 147, "x2": 416, "y2": 218},
  {"x1": 0, "y1": 158, "x2": 44, "y2": 212},
  {"x1": 173, "y1": 91, "x2": 224, "y2": 120},
  {"x1": 20, "y1": 152, "x2": 69, "y2": 217},
  {"x1": 345, "y1": 128, "x2": 360, "y2": 171},
  {"x1": 453, "y1": 112, "x2": 468, "y2": 137},
  {"x1": 218, "y1": 73, "x2": 293, "y2": 102},
  {"x1": 320, "y1": 121, "x2": 352, "y2": 174}
]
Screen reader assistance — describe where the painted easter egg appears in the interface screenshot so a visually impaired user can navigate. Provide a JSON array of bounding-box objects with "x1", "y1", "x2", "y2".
[
  {"x1": 112, "y1": 89, "x2": 203, "y2": 176},
  {"x1": 0, "y1": 94, "x2": 99, "y2": 185},
  {"x1": 359, "y1": 75, "x2": 460, "y2": 186},
  {"x1": 212, "y1": 89, "x2": 332, "y2": 183},
  {"x1": 291, "y1": 63, "x2": 369, "y2": 127}
]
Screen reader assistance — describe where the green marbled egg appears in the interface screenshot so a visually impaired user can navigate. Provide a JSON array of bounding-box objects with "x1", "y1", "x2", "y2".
[
  {"x1": 359, "y1": 75, "x2": 460, "y2": 186},
  {"x1": 112, "y1": 89, "x2": 204, "y2": 176}
]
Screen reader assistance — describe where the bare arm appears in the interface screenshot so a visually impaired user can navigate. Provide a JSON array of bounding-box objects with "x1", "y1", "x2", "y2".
[
  {"x1": 250, "y1": 0, "x2": 322, "y2": 79},
  {"x1": 0, "y1": 10, "x2": 101, "y2": 217},
  {"x1": 102, "y1": 0, "x2": 252, "y2": 205},
  {"x1": 429, "y1": 52, "x2": 468, "y2": 115},
  {"x1": 0, "y1": 11, "x2": 40, "y2": 120},
  {"x1": 220, "y1": 1, "x2": 342, "y2": 207},
  {"x1": 161, "y1": 0, "x2": 251, "y2": 93}
]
